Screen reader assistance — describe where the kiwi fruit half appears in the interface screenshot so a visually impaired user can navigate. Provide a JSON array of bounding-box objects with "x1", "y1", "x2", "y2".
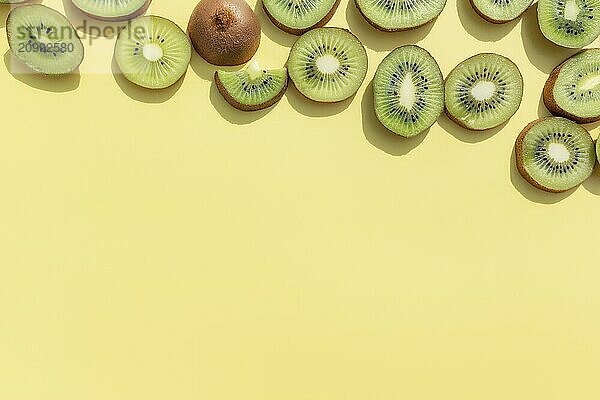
[
  {"x1": 6, "y1": 4, "x2": 84, "y2": 75},
  {"x1": 538, "y1": 0, "x2": 600, "y2": 48},
  {"x1": 115, "y1": 15, "x2": 192, "y2": 89},
  {"x1": 470, "y1": 0, "x2": 533, "y2": 23},
  {"x1": 354, "y1": 0, "x2": 446, "y2": 31},
  {"x1": 188, "y1": 0, "x2": 261, "y2": 66},
  {"x1": 444, "y1": 53, "x2": 523, "y2": 131},
  {"x1": 287, "y1": 27, "x2": 368, "y2": 102},
  {"x1": 544, "y1": 49, "x2": 600, "y2": 123},
  {"x1": 515, "y1": 117, "x2": 596, "y2": 192},
  {"x1": 373, "y1": 45, "x2": 444, "y2": 137},
  {"x1": 71, "y1": 0, "x2": 151, "y2": 21},
  {"x1": 262, "y1": 0, "x2": 340, "y2": 35},
  {"x1": 215, "y1": 61, "x2": 288, "y2": 111}
]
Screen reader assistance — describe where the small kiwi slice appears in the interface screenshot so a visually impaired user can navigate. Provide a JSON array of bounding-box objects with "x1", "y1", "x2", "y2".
[
  {"x1": 115, "y1": 16, "x2": 192, "y2": 89},
  {"x1": 538, "y1": 0, "x2": 600, "y2": 48},
  {"x1": 71, "y1": 0, "x2": 151, "y2": 22},
  {"x1": 544, "y1": 49, "x2": 600, "y2": 123},
  {"x1": 373, "y1": 45, "x2": 444, "y2": 137},
  {"x1": 215, "y1": 61, "x2": 288, "y2": 111},
  {"x1": 262, "y1": 0, "x2": 340, "y2": 35},
  {"x1": 6, "y1": 4, "x2": 84, "y2": 75},
  {"x1": 354, "y1": 0, "x2": 447, "y2": 31},
  {"x1": 470, "y1": 0, "x2": 533, "y2": 23},
  {"x1": 444, "y1": 53, "x2": 523, "y2": 131},
  {"x1": 515, "y1": 117, "x2": 595, "y2": 192},
  {"x1": 287, "y1": 27, "x2": 368, "y2": 102}
]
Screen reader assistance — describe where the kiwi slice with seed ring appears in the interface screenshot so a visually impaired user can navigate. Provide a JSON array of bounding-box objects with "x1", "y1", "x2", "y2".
[
  {"x1": 469, "y1": 0, "x2": 533, "y2": 23},
  {"x1": 538, "y1": 0, "x2": 600, "y2": 48},
  {"x1": 215, "y1": 61, "x2": 289, "y2": 111},
  {"x1": 115, "y1": 15, "x2": 192, "y2": 90},
  {"x1": 354, "y1": 0, "x2": 447, "y2": 31},
  {"x1": 374, "y1": 45, "x2": 444, "y2": 137},
  {"x1": 287, "y1": 27, "x2": 368, "y2": 103},
  {"x1": 515, "y1": 117, "x2": 596, "y2": 193},
  {"x1": 6, "y1": 4, "x2": 85, "y2": 75},
  {"x1": 71, "y1": 0, "x2": 152, "y2": 22},
  {"x1": 544, "y1": 49, "x2": 600, "y2": 124},
  {"x1": 262, "y1": 0, "x2": 340, "y2": 35},
  {"x1": 445, "y1": 53, "x2": 523, "y2": 131}
]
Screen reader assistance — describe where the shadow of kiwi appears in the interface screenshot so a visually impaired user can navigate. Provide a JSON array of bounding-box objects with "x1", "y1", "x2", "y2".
[
  {"x1": 520, "y1": 5, "x2": 578, "y2": 74},
  {"x1": 345, "y1": 0, "x2": 435, "y2": 51},
  {"x1": 360, "y1": 81, "x2": 428, "y2": 155},
  {"x1": 253, "y1": 1, "x2": 297, "y2": 48},
  {"x1": 1, "y1": 0, "x2": 43, "y2": 29},
  {"x1": 111, "y1": 56, "x2": 183, "y2": 103},
  {"x1": 582, "y1": 160, "x2": 600, "y2": 195},
  {"x1": 189, "y1": 51, "x2": 240, "y2": 81},
  {"x1": 437, "y1": 113, "x2": 503, "y2": 143},
  {"x1": 208, "y1": 81, "x2": 274, "y2": 124},
  {"x1": 286, "y1": 80, "x2": 354, "y2": 117},
  {"x1": 509, "y1": 145, "x2": 575, "y2": 203},
  {"x1": 3, "y1": 50, "x2": 81, "y2": 92},
  {"x1": 456, "y1": 0, "x2": 519, "y2": 42},
  {"x1": 61, "y1": 0, "x2": 130, "y2": 40}
]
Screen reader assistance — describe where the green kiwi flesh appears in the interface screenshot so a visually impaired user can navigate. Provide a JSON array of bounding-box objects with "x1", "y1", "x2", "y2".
[
  {"x1": 115, "y1": 16, "x2": 192, "y2": 89},
  {"x1": 515, "y1": 117, "x2": 595, "y2": 192},
  {"x1": 215, "y1": 61, "x2": 288, "y2": 111},
  {"x1": 262, "y1": 0, "x2": 340, "y2": 34},
  {"x1": 354, "y1": 0, "x2": 446, "y2": 31},
  {"x1": 470, "y1": 0, "x2": 533, "y2": 23},
  {"x1": 538, "y1": 0, "x2": 600, "y2": 48},
  {"x1": 71, "y1": 0, "x2": 151, "y2": 21},
  {"x1": 445, "y1": 53, "x2": 523, "y2": 131},
  {"x1": 373, "y1": 45, "x2": 444, "y2": 137},
  {"x1": 544, "y1": 49, "x2": 600, "y2": 123},
  {"x1": 6, "y1": 4, "x2": 84, "y2": 75},
  {"x1": 287, "y1": 27, "x2": 368, "y2": 102}
]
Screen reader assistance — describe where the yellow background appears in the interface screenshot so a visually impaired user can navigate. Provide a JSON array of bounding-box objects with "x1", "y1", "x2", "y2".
[{"x1": 1, "y1": 0, "x2": 600, "y2": 399}]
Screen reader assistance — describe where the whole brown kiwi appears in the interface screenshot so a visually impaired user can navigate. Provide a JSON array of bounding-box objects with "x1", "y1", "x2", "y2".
[{"x1": 188, "y1": 0, "x2": 261, "y2": 66}]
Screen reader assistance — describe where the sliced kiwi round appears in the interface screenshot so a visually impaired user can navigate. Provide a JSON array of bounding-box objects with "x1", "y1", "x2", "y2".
[
  {"x1": 373, "y1": 45, "x2": 444, "y2": 137},
  {"x1": 262, "y1": 0, "x2": 340, "y2": 35},
  {"x1": 515, "y1": 117, "x2": 596, "y2": 192},
  {"x1": 354, "y1": 0, "x2": 446, "y2": 31},
  {"x1": 470, "y1": 0, "x2": 533, "y2": 23},
  {"x1": 544, "y1": 49, "x2": 600, "y2": 123},
  {"x1": 287, "y1": 27, "x2": 367, "y2": 102},
  {"x1": 215, "y1": 61, "x2": 288, "y2": 111},
  {"x1": 6, "y1": 4, "x2": 84, "y2": 75},
  {"x1": 444, "y1": 53, "x2": 523, "y2": 131},
  {"x1": 71, "y1": 0, "x2": 151, "y2": 21},
  {"x1": 538, "y1": 0, "x2": 600, "y2": 48},
  {"x1": 115, "y1": 16, "x2": 192, "y2": 89}
]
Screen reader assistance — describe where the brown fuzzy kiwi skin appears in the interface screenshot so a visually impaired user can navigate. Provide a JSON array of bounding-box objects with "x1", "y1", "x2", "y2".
[
  {"x1": 353, "y1": 0, "x2": 446, "y2": 32},
  {"x1": 467, "y1": 0, "x2": 532, "y2": 24},
  {"x1": 214, "y1": 69, "x2": 288, "y2": 111},
  {"x1": 71, "y1": 0, "x2": 152, "y2": 22},
  {"x1": 543, "y1": 51, "x2": 600, "y2": 124},
  {"x1": 286, "y1": 28, "x2": 367, "y2": 103},
  {"x1": 188, "y1": 0, "x2": 260, "y2": 66},
  {"x1": 262, "y1": 0, "x2": 340, "y2": 35},
  {"x1": 515, "y1": 117, "x2": 568, "y2": 193},
  {"x1": 444, "y1": 53, "x2": 524, "y2": 131}
]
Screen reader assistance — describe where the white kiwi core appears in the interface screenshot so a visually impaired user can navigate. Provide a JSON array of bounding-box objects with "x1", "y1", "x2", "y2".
[
  {"x1": 548, "y1": 143, "x2": 571, "y2": 163},
  {"x1": 564, "y1": 0, "x2": 580, "y2": 21},
  {"x1": 579, "y1": 74, "x2": 600, "y2": 91},
  {"x1": 143, "y1": 43, "x2": 163, "y2": 62},
  {"x1": 471, "y1": 81, "x2": 496, "y2": 101},
  {"x1": 398, "y1": 74, "x2": 417, "y2": 110},
  {"x1": 316, "y1": 54, "x2": 340, "y2": 74}
]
